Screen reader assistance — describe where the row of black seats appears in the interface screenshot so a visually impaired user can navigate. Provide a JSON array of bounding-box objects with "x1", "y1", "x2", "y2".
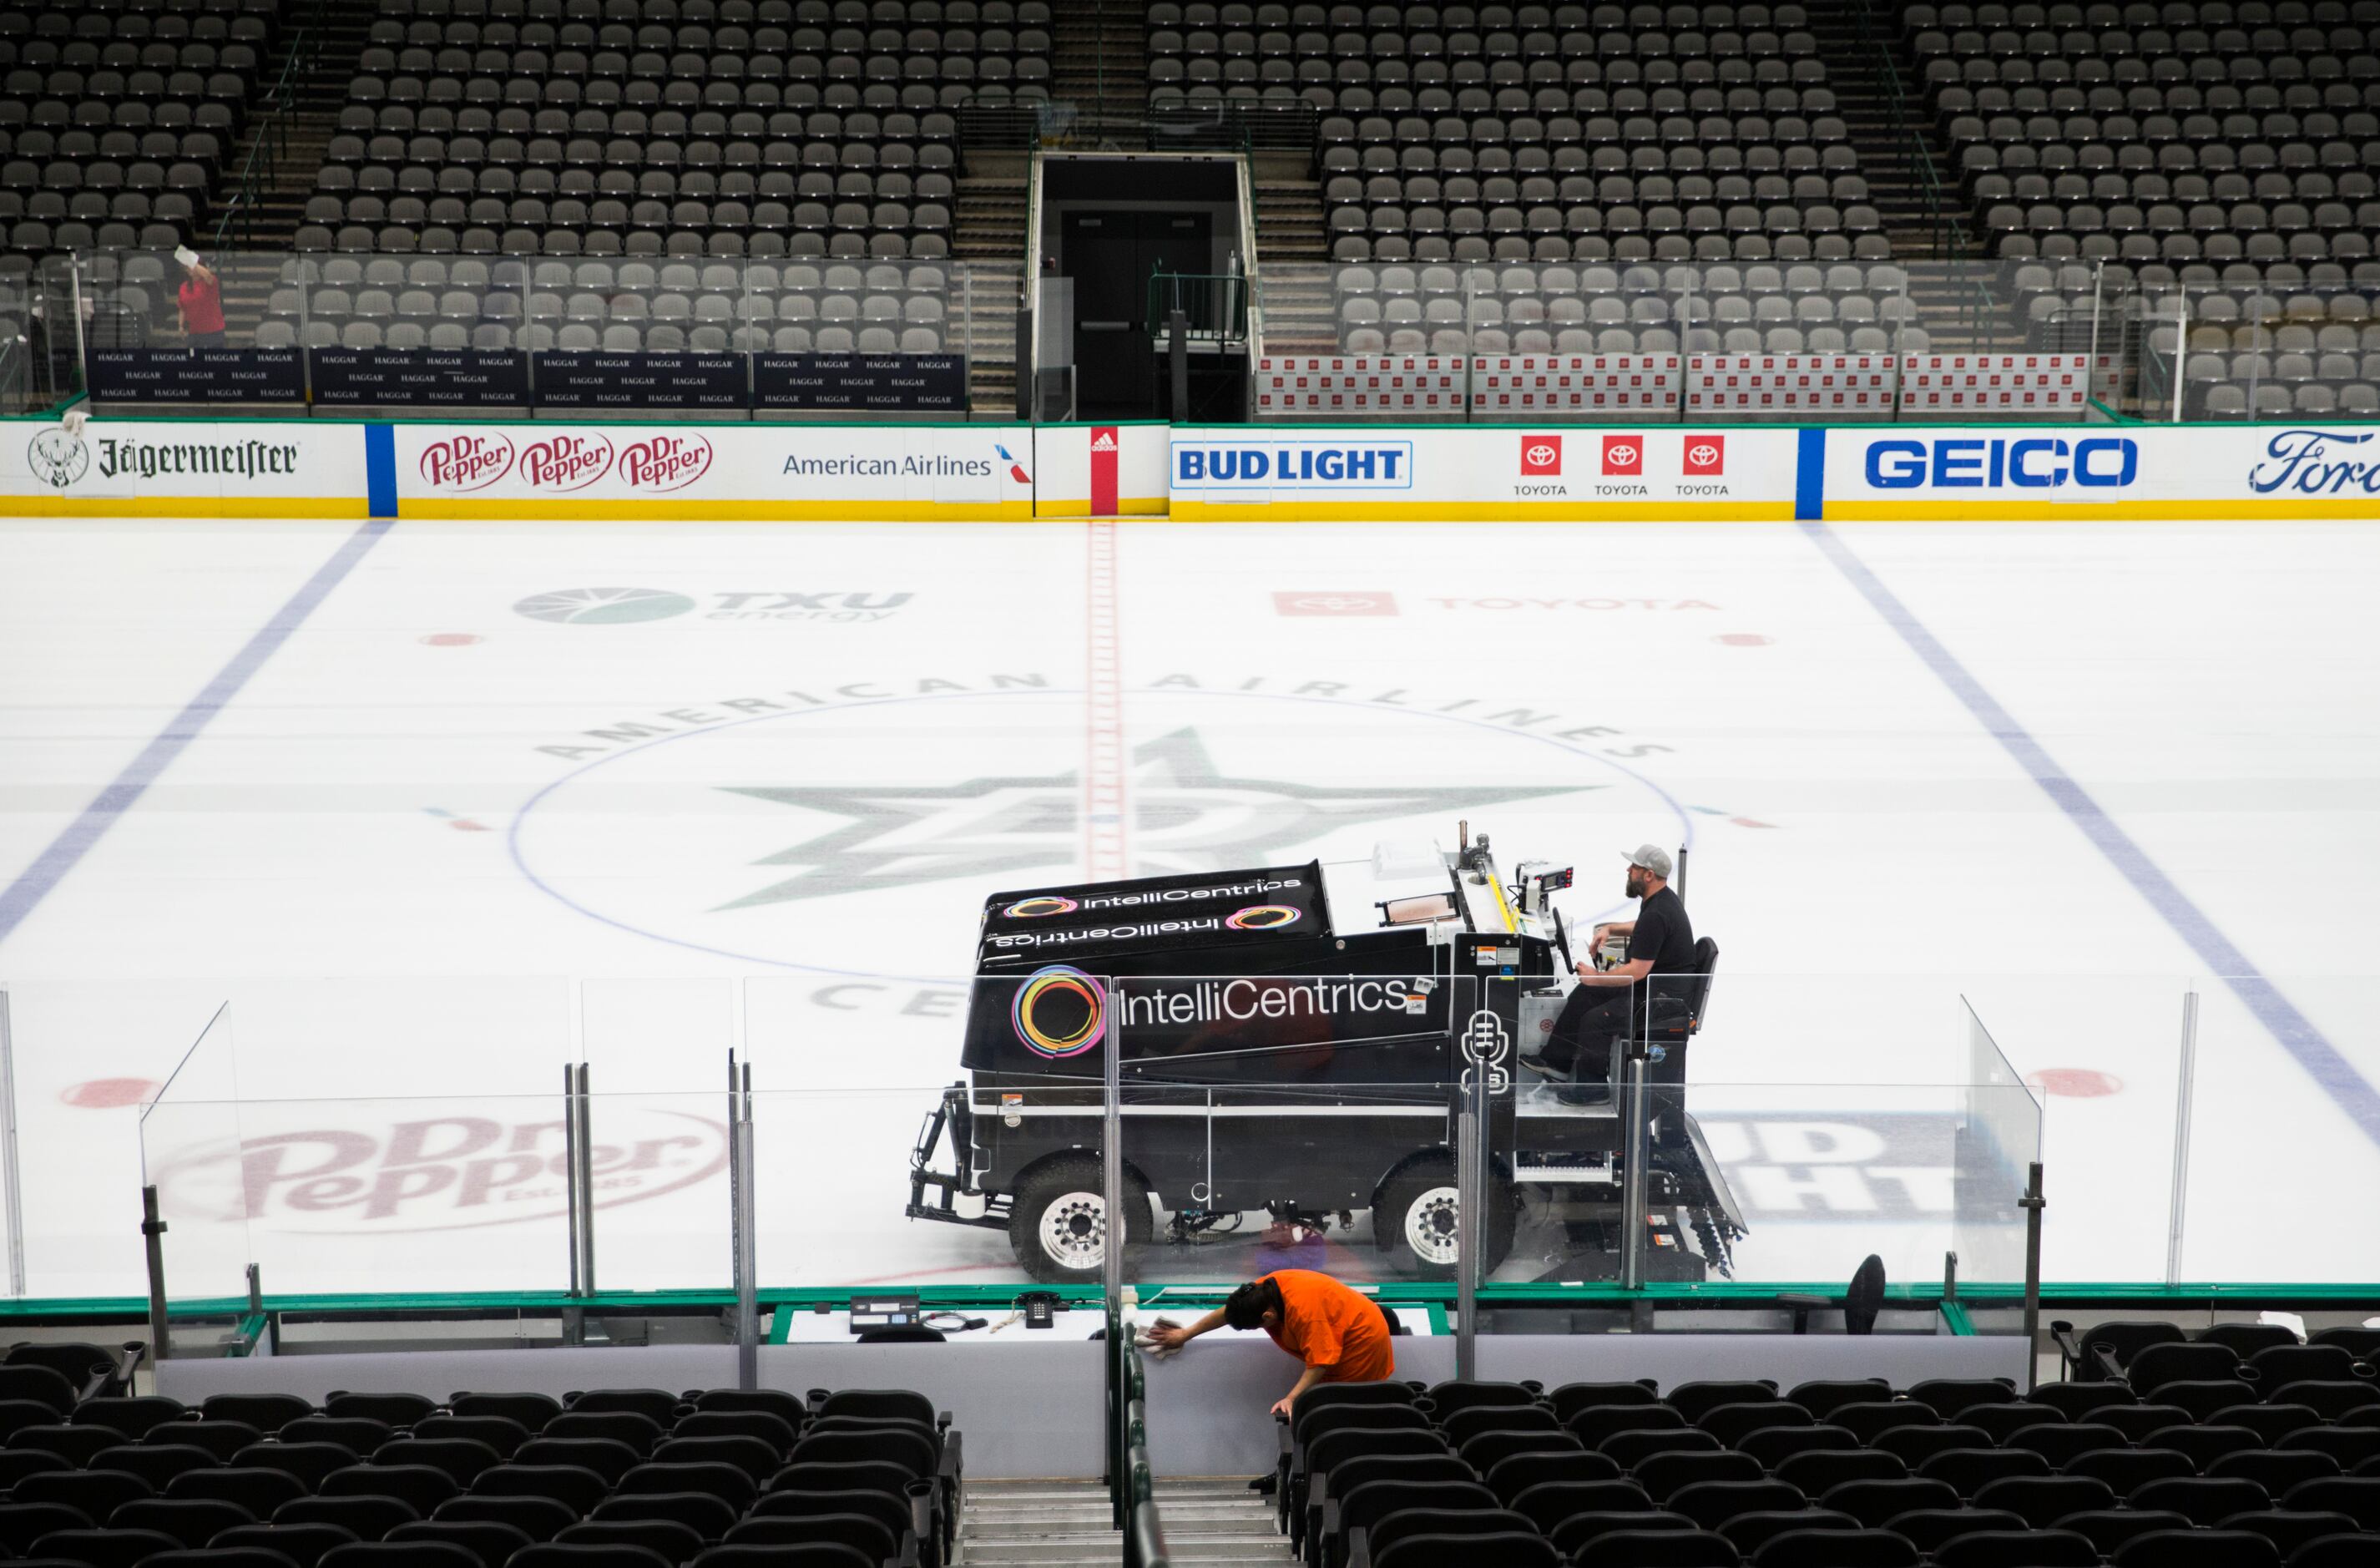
[
  {"x1": 382, "y1": 0, "x2": 1049, "y2": 24},
  {"x1": 4, "y1": 0, "x2": 274, "y2": 43},
  {"x1": 0, "y1": 1380, "x2": 958, "y2": 1568},
  {"x1": 1148, "y1": 3, "x2": 1811, "y2": 28},
  {"x1": 1150, "y1": 25, "x2": 1820, "y2": 61},
  {"x1": 1903, "y1": 2, "x2": 2378, "y2": 24},
  {"x1": 1276, "y1": 1334, "x2": 2380, "y2": 1568}
]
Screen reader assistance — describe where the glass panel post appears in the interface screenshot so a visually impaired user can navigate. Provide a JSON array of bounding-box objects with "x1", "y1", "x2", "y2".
[{"x1": 2165, "y1": 987, "x2": 2199, "y2": 1287}]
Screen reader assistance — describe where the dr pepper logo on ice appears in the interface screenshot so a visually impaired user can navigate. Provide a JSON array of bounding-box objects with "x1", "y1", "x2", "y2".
[
  {"x1": 1520, "y1": 435, "x2": 1562, "y2": 475},
  {"x1": 417, "y1": 432, "x2": 515, "y2": 490}
]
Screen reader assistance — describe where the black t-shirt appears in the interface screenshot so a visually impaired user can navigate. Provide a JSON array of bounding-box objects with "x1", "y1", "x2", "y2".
[{"x1": 1629, "y1": 885, "x2": 1696, "y2": 999}]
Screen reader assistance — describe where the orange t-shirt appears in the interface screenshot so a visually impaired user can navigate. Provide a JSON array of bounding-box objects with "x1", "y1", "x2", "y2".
[{"x1": 1261, "y1": 1269, "x2": 1394, "y2": 1383}]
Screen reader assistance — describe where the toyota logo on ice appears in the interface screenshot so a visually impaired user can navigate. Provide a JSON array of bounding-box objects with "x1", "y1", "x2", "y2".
[
  {"x1": 1688, "y1": 443, "x2": 1720, "y2": 468},
  {"x1": 1607, "y1": 444, "x2": 1638, "y2": 465},
  {"x1": 1525, "y1": 443, "x2": 1558, "y2": 467}
]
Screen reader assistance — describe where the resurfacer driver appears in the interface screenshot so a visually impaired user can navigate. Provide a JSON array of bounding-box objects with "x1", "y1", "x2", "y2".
[
  {"x1": 1142, "y1": 1269, "x2": 1393, "y2": 1417},
  {"x1": 1544, "y1": 843, "x2": 1696, "y2": 1102}
]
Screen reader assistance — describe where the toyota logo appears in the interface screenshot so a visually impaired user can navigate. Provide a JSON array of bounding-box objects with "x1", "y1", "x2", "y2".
[
  {"x1": 1607, "y1": 444, "x2": 1639, "y2": 465},
  {"x1": 1688, "y1": 443, "x2": 1720, "y2": 467},
  {"x1": 1524, "y1": 443, "x2": 1559, "y2": 467},
  {"x1": 1294, "y1": 595, "x2": 1382, "y2": 612}
]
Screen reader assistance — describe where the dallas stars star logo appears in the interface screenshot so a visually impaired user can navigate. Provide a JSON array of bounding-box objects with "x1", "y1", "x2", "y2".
[{"x1": 715, "y1": 727, "x2": 1593, "y2": 909}]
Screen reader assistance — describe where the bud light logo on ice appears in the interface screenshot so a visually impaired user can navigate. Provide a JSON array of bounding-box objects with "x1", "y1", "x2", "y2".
[
  {"x1": 417, "y1": 432, "x2": 515, "y2": 490},
  {"x1": 2247, "y1": 428, "x2": 2380, "y2": 494},
  {"x1": 1175, "y1": 439, "x2": 1414, "y2": 489},
  {"x1": 1863, "y1": 436, "x2": 2139, "y2": 489}
]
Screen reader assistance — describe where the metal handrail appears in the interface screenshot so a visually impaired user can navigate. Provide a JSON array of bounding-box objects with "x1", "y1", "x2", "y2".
[
  {"x1": 1118, "y1": 1342, "x2": 1172, "y2": 1568},
  {"x1": 1852, "y1": 0, "x2": 1973, "y2": 255},
  {"x1": 1145, "y1": 270, "x2": 1247, "y2": 347},
  {"x1": 212, "y1": 0, "x2": 328, "y2": 250}
]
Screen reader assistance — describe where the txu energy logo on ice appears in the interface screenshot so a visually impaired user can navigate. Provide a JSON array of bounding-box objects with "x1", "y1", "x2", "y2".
[
  {"x1": 514, "y1": 587, "x2": 699, "y2": 624},
  {"x1": 514, "y1": 588, "x2": 916, "y2": 625}
]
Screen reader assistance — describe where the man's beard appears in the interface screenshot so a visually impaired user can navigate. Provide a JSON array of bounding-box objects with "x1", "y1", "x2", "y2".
[{"x1": 1625, "y1": 873, "x2": 1645, "y2": 898}]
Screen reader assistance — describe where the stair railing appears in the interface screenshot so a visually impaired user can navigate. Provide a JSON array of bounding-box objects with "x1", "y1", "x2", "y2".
[
  {"x1": 1119, "y1": 1341, "x2": 1172, "y2": 1568},
  {"x1": 1851, "y1": 0, "x2": 1973, "y2": 255},
  {"x1": 210, "y1": 0, "x2": 331, "y2": 250}
]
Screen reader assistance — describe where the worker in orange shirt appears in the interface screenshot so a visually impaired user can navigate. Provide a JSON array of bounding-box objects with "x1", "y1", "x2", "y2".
[{"x1": 1144, "y1": 1269, "x2": 1394, "y2": 1417}]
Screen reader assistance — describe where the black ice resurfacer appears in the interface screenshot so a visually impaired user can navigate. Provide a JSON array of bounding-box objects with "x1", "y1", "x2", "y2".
[{"x1": 906, "y1": 825, "x2": 1743, "y2": 1285}]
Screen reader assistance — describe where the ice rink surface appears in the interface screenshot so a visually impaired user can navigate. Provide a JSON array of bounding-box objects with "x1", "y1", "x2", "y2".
[{"x1": 2, "y1": 513, "x2": 2377, "y2": 1300}]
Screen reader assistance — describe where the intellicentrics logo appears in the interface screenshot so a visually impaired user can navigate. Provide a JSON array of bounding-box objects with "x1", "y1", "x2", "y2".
[{"x1": 1011, "y1": 965, "x2": 1106, "y2": 1058}]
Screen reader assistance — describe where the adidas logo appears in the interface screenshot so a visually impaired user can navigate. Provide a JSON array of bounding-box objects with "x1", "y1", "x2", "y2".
[{"x1": 1091, "y1": 432, "x2": 1116, "y2": 451}]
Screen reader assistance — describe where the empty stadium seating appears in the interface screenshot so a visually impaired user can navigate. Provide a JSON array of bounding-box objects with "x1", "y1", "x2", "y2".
[
  {"x1": 0, "y1": 0, "x2": 275, "y2": 265},
  {"x1": 1326, "y1": 258, "x2": 1929, "y2": 355},
  {"x1": 1277, "y1": 1328, "x2": 2380, "y2": 1568},
  {"x1": 0, "y1": 1383, "x2": 959, "y2": 1568},
  {"x1": 1906, "y1": 0, "x2": 2380, "y2": 286},
  {"x1": 303, "y1": 0, "x2": 1047, "y2": 261}
]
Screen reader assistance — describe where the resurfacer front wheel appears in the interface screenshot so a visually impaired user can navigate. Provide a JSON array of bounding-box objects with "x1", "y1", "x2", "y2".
[{"x1": 1007, "y1": 1154, "x2": 1150, "y2": 1284}]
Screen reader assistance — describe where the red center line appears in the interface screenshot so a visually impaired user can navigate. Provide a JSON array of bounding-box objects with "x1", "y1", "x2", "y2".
[{"x1": 1083, "y1": 518, "x2": 1127, "y2": 882}]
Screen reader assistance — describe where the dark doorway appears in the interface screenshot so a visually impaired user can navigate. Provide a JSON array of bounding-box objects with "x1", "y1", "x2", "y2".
[{"x1": 1063, "y1": 209, "x2": 1213, "y2": 419}]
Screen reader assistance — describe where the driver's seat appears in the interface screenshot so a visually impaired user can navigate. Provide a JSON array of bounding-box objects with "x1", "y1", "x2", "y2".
[{"x1": 1645, "y1": 936, "x2": 1720, "y2": 1047}]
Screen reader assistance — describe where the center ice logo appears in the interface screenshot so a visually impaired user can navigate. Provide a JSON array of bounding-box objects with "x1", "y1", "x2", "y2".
[{"x1": 514, "y1": 587, "x2": 698, "y2": 625}]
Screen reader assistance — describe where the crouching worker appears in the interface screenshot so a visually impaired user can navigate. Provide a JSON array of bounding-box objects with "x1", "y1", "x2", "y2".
[{"x1": 1144, "y1": 1269, "x2": 1393, "y2": 1418}]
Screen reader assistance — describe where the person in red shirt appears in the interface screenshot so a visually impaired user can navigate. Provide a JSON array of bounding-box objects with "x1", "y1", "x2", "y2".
[
  {"x1": 1145, "y1": 1269, "x2": 1394, "y2": 1417},
  {"x1": 175, "y1": 249, "x2": 227, "y2": 349}
]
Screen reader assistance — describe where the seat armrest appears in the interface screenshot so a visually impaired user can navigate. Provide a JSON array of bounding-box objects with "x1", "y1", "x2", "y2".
[
  {"x1": 1319, "y1": 1496, "x2": 1343, "y2": 1568},
  {"x1": 1345, "y1": 1525, "x2": 1372, "y2": 1568}
]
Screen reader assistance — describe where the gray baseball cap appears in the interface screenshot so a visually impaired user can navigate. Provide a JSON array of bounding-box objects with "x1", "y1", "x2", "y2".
[{"x1": 1623, "y1": 844, "x2": 1672, "y2": 879}]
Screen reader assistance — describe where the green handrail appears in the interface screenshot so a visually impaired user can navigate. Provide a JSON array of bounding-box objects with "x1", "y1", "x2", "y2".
[
  {"x1": 1145, "y1": 270, "x2": 1247, "y2": 346},
  {"x1": 212, "y1": 0, "x2": 328, "y2": 250},
  {"x1": 1113, "y1": 1335, "x2": 1172, "y2": 1568}
]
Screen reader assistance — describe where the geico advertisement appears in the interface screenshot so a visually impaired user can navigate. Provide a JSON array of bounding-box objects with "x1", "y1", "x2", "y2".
[
  {"x1": 1170, "y1": 427, "x2": 1800, "y2": 511},
  {"x1": 395, "y1": 425, "x2": 1037, "y2": 512},
  {"x1": 1827, "y1": 426, "x2": 2380, "y2": 513}
]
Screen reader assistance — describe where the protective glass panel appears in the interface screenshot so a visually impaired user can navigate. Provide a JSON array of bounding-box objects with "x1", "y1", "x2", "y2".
[
  {"x1": 2187, "y1": 975, "x2": 2380, "y2": 1284},
  {"x1": 139, "y1": 1002, "x2": 252, "y2": 1318},
  {"x1": 134, "y1": 979, "x2": 580, "y2": 1299},
  {"x1": 1253, "y1": 257, "x2": 2116, "y2": 421},
  {"x1": 1953, "y1": 997, "x2": 2042, "y2": 1289}
]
